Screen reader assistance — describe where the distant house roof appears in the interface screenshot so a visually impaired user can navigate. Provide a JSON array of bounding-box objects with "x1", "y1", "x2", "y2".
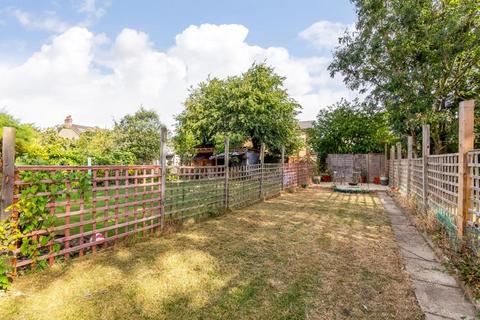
[
  {"x1": 299, "y1": 120, "x2": 314, "y2": 130},
  {"x1": 57, "y1": 115, "x2": 95, "y2": 138}
]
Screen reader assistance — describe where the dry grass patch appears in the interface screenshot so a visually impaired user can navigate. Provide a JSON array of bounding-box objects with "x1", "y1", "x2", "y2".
[{"x1": 0, "y1": 187, "x2": 423, "y2": 319}]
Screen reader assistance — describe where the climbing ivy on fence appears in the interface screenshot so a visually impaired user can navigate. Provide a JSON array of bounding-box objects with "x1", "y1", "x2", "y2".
[{"x1": 0, "y1": 170, "x2": 91, "y2": 290}]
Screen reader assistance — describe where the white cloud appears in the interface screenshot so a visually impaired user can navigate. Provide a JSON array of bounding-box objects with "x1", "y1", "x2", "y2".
[
  {"x1": 0, "y1": 23, "x2": 356, "y2": 129},
  {"x1": 299, "y1": 20, "x2": 354, "y2": 50},
  {"x1": 78, "y1": 0, "x2": 110, "y2": 25},
  {"x1": 9, "y1": 8, "x2": 69, "y2": 33}
]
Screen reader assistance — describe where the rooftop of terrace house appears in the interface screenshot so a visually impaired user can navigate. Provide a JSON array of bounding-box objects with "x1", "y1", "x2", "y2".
[{"x1": 56, "y1": 115, "x2": 96, "y2": 139}]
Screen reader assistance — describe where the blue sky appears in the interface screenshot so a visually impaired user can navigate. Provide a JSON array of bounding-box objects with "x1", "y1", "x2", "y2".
[{"x1": 0, "y1": 0, "x2": 357, "y2": 127}]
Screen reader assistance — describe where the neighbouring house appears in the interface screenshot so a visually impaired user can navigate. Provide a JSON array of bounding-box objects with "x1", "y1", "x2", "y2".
[
  {"x1": 288, "y1": 120, "x2": 317, "y2": 163},
  {"x1": 57, "y1": 115, "x2": 95, "y2": 140}
]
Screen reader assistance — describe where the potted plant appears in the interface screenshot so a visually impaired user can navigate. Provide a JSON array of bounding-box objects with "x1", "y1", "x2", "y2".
[
  {"x1": 359, "y1": 169, "x2": 367, "y2": 183},
  {"x1": 321, "y1": 169, "x2": 332, "y2": 182}
]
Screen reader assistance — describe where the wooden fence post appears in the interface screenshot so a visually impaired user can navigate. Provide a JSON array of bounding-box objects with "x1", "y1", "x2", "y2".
[
  {"x1": 159, "y1": 127, "x2": 167, "y2": 230},
  {"x1": 422, "y1": 124, "x2": 430, "y2": 212},
  {"x1": 396, "y1": 142, "x2": 402, "y2": 190},
  {"x1": 407, "y1": 136, "x2": 413, "y2": 196},
  {"x1": 281, "y1": 146, "x2": 285, "y2": 191},
  {"x1": 224, "y1": 136, "x2": 230, "y2": 209},
  {"x1": 1, "y1": 127, "x2": 15, "y2": 220},
  {"x1": 384, "y1": 144, "x2": 388, "y2": 177},
  {"x1": 259, "y1": 143, "x2": 265, "y2": 199},
  {"x1": 457, "y1": 100, "x2": 475, "y2": 238},
  {"x1": 390, "y1": 146, "x2": 395, "y2": 187}
]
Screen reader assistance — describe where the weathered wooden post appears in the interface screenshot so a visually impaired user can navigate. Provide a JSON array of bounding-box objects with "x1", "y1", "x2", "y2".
[
  {"x1": 224, "y1": 135, "x2": 230, "y2": 209},
  {"x1": 281, "y1": 146, "x2": 285, "y2": 190},
  {"x1": 384, "y1": 144, "x2": 388, "y2": 177},
  {"x1": 159, "y1": 127, "x2": 167, "y2": 230},
  {"x1": 259, "y1": 143, "x2": 265, "y2": 199},
  {"x1": 1, "y1": 127, "x2": 15, "y2": 220},
  {"x1": 396, "y1": 142, "x2": 402, "y2": 191},
  {"x1": 407, "y1": 136, "x2": 413, "y2": 196},
  {"x1": 422, "y1": 124, "x2": 430, "y2": 212},
  {"x1": 390, "y1": 145, "x2": 395, "y2": 187},
  {"x1": 457, "y1": 100, "x2": 475, "y2": 238}
]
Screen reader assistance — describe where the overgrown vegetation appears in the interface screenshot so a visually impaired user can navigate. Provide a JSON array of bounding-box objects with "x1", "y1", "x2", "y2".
[
  {"x1": 395, "y1": 195, "x2": 480, "y2": 300},
  {"x1": 329, "y1": 0, "x2": 480, "y2": 154},
  {"x1": 0, "y1": 189, "x2": 423, "y2": 319},
  {"x1": 0, "y1": 171, "x2": 92, "y2": 289},
  {"x1": 3, "y1": 107, "x2": 163, "y2": 165}
]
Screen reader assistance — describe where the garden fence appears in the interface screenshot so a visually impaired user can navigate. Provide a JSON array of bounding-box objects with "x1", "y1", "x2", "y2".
[
  {"x1": 3, "y1": 157, "x2": 313, "y2": 270},
  {"x1": 389, "y1": 100, "x2": 479, "y2": 253}
]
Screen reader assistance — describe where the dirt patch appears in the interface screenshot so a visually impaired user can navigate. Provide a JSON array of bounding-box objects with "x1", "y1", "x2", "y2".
[{"x1": 0, "y1": 187, "x2": 423, "y2": 319}]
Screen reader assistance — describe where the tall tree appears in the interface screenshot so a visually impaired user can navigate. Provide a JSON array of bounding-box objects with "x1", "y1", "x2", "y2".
[
  {"x1": 309, "y1": 100, "x2": 394, "y2": 169},
  {"x1": 114, "y1": 108, "x2": 163, "y2": 164},
  {"x1": 174, "y1": 63, "x2": 302, "y2": 159},
  {"x1": 329, "y1": 0, "x2": 480, "y2": 153}
]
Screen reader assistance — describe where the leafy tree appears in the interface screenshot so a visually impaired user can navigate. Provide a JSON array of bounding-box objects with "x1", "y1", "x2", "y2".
[
  {"x1": 0, "y1": 112, "x2": 39, "y2": 159},
  {"x1": 174, "y1": 63, "x2": 302, "y2": 159},
  {"x1": 329, "y1": 0, "x2": 480, "y2": 153},
  {"x1": 74, "y1": 129, "x2": 135, "y2": 165},
  {"x1": 309, "y1": 100, "x2": 394, "y2": 169},
  {"x1": 21, "y1": 129, "x2": 79, "y2": 165},
  {"x1": 114, "y1": 108, "x2": 163, "y2": 164}
]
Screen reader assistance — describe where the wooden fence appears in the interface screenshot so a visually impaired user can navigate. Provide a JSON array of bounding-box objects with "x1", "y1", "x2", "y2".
[
  {"x1": 326, "y1": 153, "x2": 386, "y2": 183},
  {"x1": 389, "y1": 100, "x2": 479, "y2": 252},
  {"x1": 0, "y1": 134, "x2": 313, "y2": 270}
]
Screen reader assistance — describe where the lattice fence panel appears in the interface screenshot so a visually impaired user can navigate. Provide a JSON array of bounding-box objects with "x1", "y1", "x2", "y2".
[
  {"x1": 410, "y1": 158, "x2": 424, "y2": 203},
  {"x1": 228, "y1": 165, "x2": 262, "y2": 209},
  {"x1": 164, "y1": 166, "x2": 225, "y2": 221},
  {"x1": 467, "y1": 150, "x2": 480, "y2": 251},
  {"x1": 11, "y1": 162, "x2": 314, "y2": 269},
  {"x1": 262, "y1": 164, "x2": 283, "y2": 198},
  {"x1": 426, "y1": 154, "x2": 459, "y2": 231},
  {"x1": 13, "y1": 165, "x2": 162, "y2": 268}
]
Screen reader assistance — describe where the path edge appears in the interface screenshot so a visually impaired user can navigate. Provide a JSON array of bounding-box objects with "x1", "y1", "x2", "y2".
[{"x1": 386, "y1": 190, "x2": 480, "y2": 312}]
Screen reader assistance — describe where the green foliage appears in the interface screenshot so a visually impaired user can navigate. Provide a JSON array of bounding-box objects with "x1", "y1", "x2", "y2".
[
  {"x1": 329, "y1": 0, "x2": 480, "y2": 153},
  {"x1": 174, "y1": 63, "x2": 303, "y2": 158},
  {"x1": 0, "y1": 113, "x2": 40, "y2": 158},
  {"x1": 0, "y1": 171, "x2": 92, "y2": 289},
  {"x1": 74, "y1": 129, "x2": 136, "y2": 165},
  {"x1": 114, "y1": 108, "x2": 164, "y2": 164},
  {"x1": 20, "y1": 129, "x2": 79, "y2": 165},
  {"x1": 309, "y1": 100, "x2": 394, "y2": 168}
]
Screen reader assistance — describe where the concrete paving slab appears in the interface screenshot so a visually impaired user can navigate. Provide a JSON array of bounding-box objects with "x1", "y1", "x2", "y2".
[{"x1": 380, "y1": 194, "x2": 477, "y2": 320}]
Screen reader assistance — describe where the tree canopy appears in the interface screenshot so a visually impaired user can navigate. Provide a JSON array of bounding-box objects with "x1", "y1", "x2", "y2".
[
  {"x1": 114, "y1": 108, "x2": 163, "y2": 164},
  {"x1": 174, "y1": 63, "x2": 302, "y2": 161},
  {"x1": 329, "y1": 0, "x2": 480, "y2": 153},
  {"x1": 308, "y1": 100, "x2": 394, "y2": 168},
  {"x1": 0, "y1": 113, "x2": 39, "y2": 158}
]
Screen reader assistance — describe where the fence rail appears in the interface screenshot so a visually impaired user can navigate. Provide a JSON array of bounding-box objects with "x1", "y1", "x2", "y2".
[{"x1": 7, "y1": 162, "x2": 312, "y2": 270}]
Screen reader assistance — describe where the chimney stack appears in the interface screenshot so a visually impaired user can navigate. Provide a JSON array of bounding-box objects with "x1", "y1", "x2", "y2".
[{"x1": 64, "y1": 115, "x2": 73, "y2": 128}]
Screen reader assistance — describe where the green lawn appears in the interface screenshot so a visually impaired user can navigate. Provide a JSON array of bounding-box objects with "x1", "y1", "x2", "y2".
[{"x1": 1, "y1": 188, "x2": 423, "y2": 319}]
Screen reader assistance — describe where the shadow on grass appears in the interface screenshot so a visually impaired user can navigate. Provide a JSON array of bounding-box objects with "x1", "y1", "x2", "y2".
[{"x1": 0, "y1": 188, "x2": 423, "y2": 320}]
